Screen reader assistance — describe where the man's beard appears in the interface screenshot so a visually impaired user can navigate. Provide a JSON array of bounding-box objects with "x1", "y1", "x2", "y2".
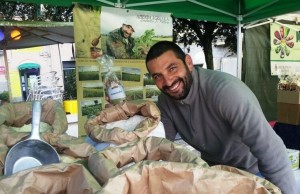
[{"x1": 161, "y1": 70, "x2": 193, "y2": 100}]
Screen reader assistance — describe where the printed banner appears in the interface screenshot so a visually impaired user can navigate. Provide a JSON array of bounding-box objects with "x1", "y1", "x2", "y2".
[
  {"x1": 270, "y1": 23, "x2": 300, "y2": 75},
  {"x1": 0, "y1": 66, "x2": 5, "y2": 75},
  {"x1": 73, "y1": 4, "x2": 172, "y2": 135},
  {"x1": 101, "y1": 6, "x2": 172, "y2": 59}
]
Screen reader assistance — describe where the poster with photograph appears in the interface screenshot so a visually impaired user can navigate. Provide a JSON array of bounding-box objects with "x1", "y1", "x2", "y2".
[
  {"x1": 122, "y1": 67, "x2": 141, "y2": 82},
  {"x1": 78, "y1": 65, "x2": 100, "y2": 81},
  {"x1": 73, "y1": 4, "x2": 101, "y2": 59},
  {"x1": 101, "y1": 6, "x2": 172, "y2": 59},
  {"x1": 82, "y1": 82, "x2": 104, "y2": 98},
  {"x1": 125, "y1": 86, "x2": 144, "y2": 101},
  {"x1": 74, "y1": 57, "x2": 102, "y2": 135},
  {"x1": 73, "y1": 4, "x2": 172, "y2": 135},
  {"x1": 100, "y1": 66, "x2": 122, "y2": 82},
  {"x1": 270, "y1": 23, "x2": 300, "y2": 75},
  {"x1": 80, "y1": 98, "x2": 103, "y2": 117}
]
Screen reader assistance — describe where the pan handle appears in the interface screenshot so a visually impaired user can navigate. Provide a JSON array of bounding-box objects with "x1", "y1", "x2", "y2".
[{"x1": 29, "y1": 101, "x2": 42, "y2": 140}]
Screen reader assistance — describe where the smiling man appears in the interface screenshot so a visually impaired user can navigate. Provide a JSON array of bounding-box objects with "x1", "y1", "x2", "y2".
[
  {"x1": 106, "y1": 23, "x2": 135, "y2": 59},
  {"x1": 145, "y1": 41, "x2": 296, "y2": 194}
]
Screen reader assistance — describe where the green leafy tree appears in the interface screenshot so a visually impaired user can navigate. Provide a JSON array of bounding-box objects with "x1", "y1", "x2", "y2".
[
  {"x1": 0, "y1": 91, "x2": 9, "y2": 101},
  {"x1": 63, "y1": 69, "x2": 77, "y2": 100},
  {"x1": 173, "y1": 17, "x2": 237, "y2": 70},
  {"x1": 0, "y1": 1, "x2": 72, "y2": 22}
]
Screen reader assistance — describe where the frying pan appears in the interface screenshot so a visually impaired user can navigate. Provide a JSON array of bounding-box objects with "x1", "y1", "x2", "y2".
[{"x1": 4, "y1": 101, "x2": 60, "y2": 176}]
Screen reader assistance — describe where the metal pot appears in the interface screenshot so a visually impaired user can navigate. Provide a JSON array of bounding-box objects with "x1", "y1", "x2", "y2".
[{"x1": 4, "y1": 101, "x2": 60, "y2": 176}]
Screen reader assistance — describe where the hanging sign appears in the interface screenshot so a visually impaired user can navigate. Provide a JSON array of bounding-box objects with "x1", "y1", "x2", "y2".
[
  {"x1": 0, "y1": 66, "x2": 5, "y2": 75},
  {"x1": 270, "y1": 23, "x2": 300, "y2": 75},
  {"x1": 101, "y1": 6, "x2": 172, "y2": 59},
  {"x1": 73, "y1": 4, "x2": 172, "y2": 135}
]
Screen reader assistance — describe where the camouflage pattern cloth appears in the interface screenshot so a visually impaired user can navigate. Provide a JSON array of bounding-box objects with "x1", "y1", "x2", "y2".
[
  {"x1": 0, "y1": 99, "x2": 97, "y2": 176},
  {"x1": 0, "y1": 99, "x2": 68, "y2": 174},
  {"x1": 0, "y1": 163, "x2": 102, "y2": 193},
  {"x1": 106, "y1": 28, "x2": 135, "y2": 59},
  {"x1": 0, "y1": 99, "x2": 68, "y2": 134},
  {"x1": 84, "y1": 100, "x2": 161, "y2": 145}
]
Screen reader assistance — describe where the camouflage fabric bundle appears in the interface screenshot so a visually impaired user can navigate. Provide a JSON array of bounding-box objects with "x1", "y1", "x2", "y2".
[
  {"x1": 0, "y1": 163, "x2": 102, "y2": 193},
  {"x1": 88, "y1": 136, "x2": 208, "y2": 185},
  {"x1": 84, "y1": 100, "x2": 161, "y2": 145},
  {"x1": 0, "y1": 99, "x2": 67, "y2": 135},
  {"x1": 0, "y1": 100, "x2": 66, "y2": 172},
  {"x1": 88, "y1": 136, "x2": 281, "y2": 194},
  {"x1": 98, "y1": 161, "x2": 281, "y2": 194}
]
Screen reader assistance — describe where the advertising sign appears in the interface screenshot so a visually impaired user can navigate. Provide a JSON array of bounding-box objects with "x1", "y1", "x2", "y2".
[
  {"x1": 73, "y1": 4, "x2": 172, "y2": 135},
  {"x1": 0, "y1": 66, "x2": 5, "y2": 75},
  {"x1": 270, "y1": 23, "x2": 300, "y2": 75}
]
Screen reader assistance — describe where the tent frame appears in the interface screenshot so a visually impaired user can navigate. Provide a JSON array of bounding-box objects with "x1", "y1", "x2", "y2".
[
  {"x1": 96, "y1": 0, "x2": 282, "y2": 79},
  {"x1": 3, "y1": 0, "x2": 300, "y2": 79}
]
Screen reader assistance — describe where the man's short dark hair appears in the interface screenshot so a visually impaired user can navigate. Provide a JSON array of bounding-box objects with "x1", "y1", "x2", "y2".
[{"x1": 145, "y1": 41, "x2": 186, "y2": 65}]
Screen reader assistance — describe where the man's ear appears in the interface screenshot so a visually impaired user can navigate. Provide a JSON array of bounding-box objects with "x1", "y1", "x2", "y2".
[{"x1": 185, "y1": 54, "x2": 194, "y2": 72}]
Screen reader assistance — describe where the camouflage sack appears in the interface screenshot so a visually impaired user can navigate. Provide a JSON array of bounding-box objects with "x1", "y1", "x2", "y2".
[
  {"x1": 84, "y1": 100, "x2": 161, "y2": 145},
  {"x1": 0, "y1": 99, "x2": 68, "y2": 174},
  {"x1": 98, "y1": 161, "x2": 281, "y2": 194},
  {"x1": 88, "y1": 136, "x2": 207, "y2": 185},
  {"x1": 0, "y1": 163, "x2": 102, "y2": 194}
]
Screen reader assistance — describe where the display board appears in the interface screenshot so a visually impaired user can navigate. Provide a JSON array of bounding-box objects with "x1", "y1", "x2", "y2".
[
  {"x1": 270, "y1": 23, "x2": 300, "y2": 75},
  {"x1": 73, "y1": 4, "x2": 172, "y2": 135}
]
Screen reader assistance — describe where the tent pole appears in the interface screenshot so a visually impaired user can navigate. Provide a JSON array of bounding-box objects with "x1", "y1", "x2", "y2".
[
  {"x1": 237, "y1": 16, "x2": 243, "y2": 80},
  {"x1": 3, "y1": 47, "x2": 13, "y2": 102}
]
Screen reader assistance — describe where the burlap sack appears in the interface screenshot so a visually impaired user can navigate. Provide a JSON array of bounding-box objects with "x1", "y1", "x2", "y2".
[
  {"x1": 0, "y1": 100, "x2": 96, "y2": 175},
  {"x1": 0, "y1": 163, "x2": 102, "y2": 194},
  {"x1": 88, "y1": 136, "x2": 208, "y2": 185},
  {"x1": 0, "y1": 99, "x2": 68, "y2": 173},
  {"x1": 0, "y1": 99, "x2": 68, "y2": 151},
  {"x1": 84, "y1": 100, "x2": 161, "y2": 145},
  {"x1": 0, "y1": 99, "x2": 67, "y2": 135},
  {"x1": 211, "y1": 165, "x2": 281, "y2": 193},
  {"x1": 88, "y1": 136, "x2": 281, "y2": 194},
  {"x1": 98, "y1": 160, "x2": 281, "y2": 194},
  {"x1": 41, "y1": 133, "x2": 96, "y2": 158}
]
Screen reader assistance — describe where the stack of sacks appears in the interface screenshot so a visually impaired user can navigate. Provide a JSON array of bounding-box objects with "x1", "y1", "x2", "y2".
[
  {"x1": 99, "y1": 161, "x2": 281, "y2": 194},
  {"x1": 0, "y1": 99, "x2": 97, "y2": 175},
  {"x1": 88, "y1": 136, "x2": 207, "y2": 185},
  {"x1": 88, "y1": 136, "x2": 281, "y2": 194}
]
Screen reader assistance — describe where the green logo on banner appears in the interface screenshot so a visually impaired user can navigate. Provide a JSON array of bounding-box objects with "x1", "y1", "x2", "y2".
[{"x1": 273, "y1": 26, "x2": 295, "y2": 58}]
